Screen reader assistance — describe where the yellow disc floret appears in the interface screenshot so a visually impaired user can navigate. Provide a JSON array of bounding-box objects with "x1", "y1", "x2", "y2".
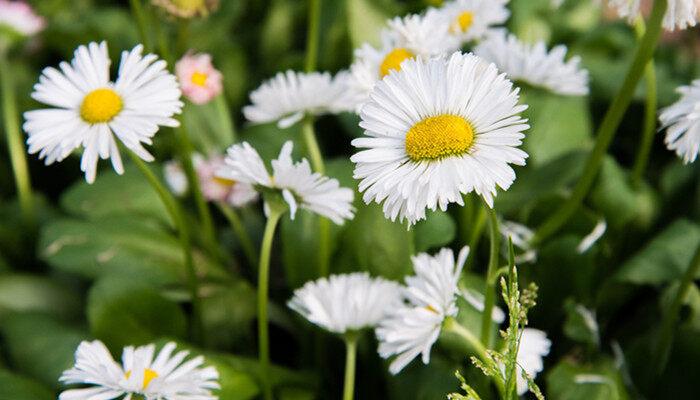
[
  {"x1": 173, "y1": 0, "x2": 205, "y2": 13},
  {"x1": 125, "y1": 368, "x2": 159, "y2": 390},
  {"x1": 213, "y1": 176, "x2": 235, "y2": 187},
  {"x1": 379, "y1": 48, "x2": 415, "y2": 78},
  {"x1": 191, "y1": 71, "x2": 208, "y2": 86},
  {"x1": 451, "y1": 11, "x2": 474, "y2": 33},
  {"x1": 80, "y1": 88, "x2": 123, "y2": 124},
  {"x1": 405, "y1": 114, "x2": 474, "y2": 161}
]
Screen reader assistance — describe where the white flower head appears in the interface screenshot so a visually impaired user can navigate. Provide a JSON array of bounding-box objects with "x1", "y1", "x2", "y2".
[
  {"x1": 243, "y1": 70, "x2": 350, "y2": 129},
  {"x1": 428, "y1": 0, "x2": 510, "y2": 45},
  {"x1": 351, "y1": 52, "x2": 529, "y2": 225},
  {"x1": 513, "y1": 328, "x2": 551, "y2": 395},
  {"x1": 164, "y1": 159, "x2": 188, "y2": 196},
  {"x1": 660, "y1": 80, "x2": 700, "y2": 163},
  {"x1": 288, "y1": 272, "x2": 403, "y2": 334},
  {"x1": 59, "y1": 340, "x2": 219, "y2": 400},
  {"x1": 607, "y1": 0, "x2": 697, "y2": 31},
  {"x1": 377, "y1": 246, "x2": 469, "y2": 374},
  {"x1": 0, "y1": 0, "x2": 45, "y2": 39},
  {"x1": 475, "y1": 31, "x2": 589, "y2": 96},
  {"x1": 218, "y1": 141, "x2": 355, "y2": 224},
  {"x1": 24, "y1": 41, "x2": 183, "y2": 183}
]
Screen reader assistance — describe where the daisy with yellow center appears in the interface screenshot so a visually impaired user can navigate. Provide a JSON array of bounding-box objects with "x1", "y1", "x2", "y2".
[
  {"x1": 59, "y1": 340, "x2": 219, "y2": 399},
  {"x1": 175, "y1": 52, "x2": 223, "y2": 105},
  {"x1": 428, "y1": 0, "x2": 510, "y2": 45},
  {"x1": 351, "y1": 52, "x2": 529, "y2": 225},
  {"x1": 23, "y1": 41, "x2": 183, "y2": 183}
]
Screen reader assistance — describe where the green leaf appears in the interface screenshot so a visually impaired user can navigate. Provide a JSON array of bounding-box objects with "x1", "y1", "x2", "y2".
[
  {"x1": 0, "y1": 369, "x2": 54, "y2": 400},
  {"x1": 546, "y1": 357, "x2": 629, "y2": 400},
  {"x1": 615, "y1": 219, "x2": 700, "y2": 285},
  {"x1": 199, "y1": 358, "x2": 260, "y2": 400},
  {"x1": 0, "y1": 312, "x2": 86, "y2": 389},
  {"x1": 201, "y1": 280, "x2": 257, "y2": 349},
  {"x1": 414, "y1": 211, "x2": 457, "y2": 253},
  {"x1": 87, "y1": 277, "x2": 187, "y2": 349},
  {"x1": 0, "y1": 273, "x2": 81, "y2": 320},
  {"x1": 563, "y1": 300, "x2": 600, "y2": 347}
]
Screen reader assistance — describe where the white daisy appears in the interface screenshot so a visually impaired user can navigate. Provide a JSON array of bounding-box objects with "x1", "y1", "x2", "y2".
[
  {"x1": 288, "y1": 272, "x2": 402, "y2": 334},
  {"x1": 23, "y1": 41, "x2": 183, "y2": 183},
  {"x1": 513, "y1": 328, "x2": 551, "y2": 395},
  {"x1": 346, "y1": 12, "x2": 458, "y2": 112},
  {"x1": 0, "y1": 0, "x2": 45, "y2": 39},
  {"x1": 59, "y1": 340, "x2": 219, "y2": 400},
  {"x1": 351, "y1": 52, "x2": 529, "y2": 225},
  {"x1": 218, "y1": 140, "x2": 355, "y2": 224},
  {"x1": 474, "y1": 31, "x2": 589, "y2": 96},
  {"x1": 428, "y1": 0, "x2": 510, "y2": 45},
  {"x1": 164, "y1": 159, "x2": 188, "y2": 196},
  {"x1": 660, "y1": 80, "x2": 700, "y2": 163},
  {"x1": 606, "y1": 0, "x2": 697, "y2": 31},
  {"x1": 243, "y1": 70, "x2": 350, "y2": 129},
  {"x1": 376, "y1": 246, "x2": 469, "y2": 374}
]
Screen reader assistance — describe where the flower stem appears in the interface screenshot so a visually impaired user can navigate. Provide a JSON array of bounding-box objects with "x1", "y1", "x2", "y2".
[
  {"x1": 631, "y1": 18, "x2": 658, "y2": 188},
  {"x1": 129, "y1": 0, "x2": 151, "y2": 52},
  {"x1": 125, "y1": 150, "x2": 204, "y2": 344},
  {"x1": 218, "y1": 202, "x2": 258, "y2": 267},
  {"x1": 652, "y1": 243, "x2": 700, "y2": 375},
  {"x1": 342, "y1": 333, "x2": 359, "y2": 400},
  {"x1": 302, "y1": 115, "x2": 325, "y2": 174},
  {"x1": 465, "y1": 203, "x2": 487, "y2": 271},
  {"x1": 304, "y1": 0, "x2": 321, "y2": 73},
  {"x1": 258, "y1": 206, "x2": 285, "y2": 400},
  {"x1": 532, "y1": 0, "x2": 668, "y2": 244},
  {"x1": 0, "y1": 52, "x2": 34, "y2": 225},
  {"x1": 215, "y1": 94, "x2": 237, "y2": 144},
  {"x1": 480, "y1": 200, "x2": 500, "y2": 347}
]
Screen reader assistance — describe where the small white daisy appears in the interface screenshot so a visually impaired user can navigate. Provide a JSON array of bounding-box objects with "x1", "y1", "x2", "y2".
[
  {"x1": 243, "y1": 70, "x2": 350, "y2": 129},
  {"x1": 0, "y1": 0, "x2": 45, "y2": 39},
  {"x1": 474, "y1": 31, "x2": 589, "y2": 96},
  {"x1": 351, "y1": 52, "x2": 529, "y2": 225},
  {"x1": 607, "y1": 0, "x2": 697, "y2": 31},
  {"x1": 513, "y1": 328, "x2": 551, "y2": 395},
  {"x1": 376, "y1": 246, "x2": 469, "y2": 374},
  {"x1": 428, "y1": 0, "x2": 510, "y2": 45},
  {"x1": 660, "y1": 80, "x2": 700, "y2": 163},
  {"x1": 218, "y1": 140, "x2": 355, "y2": 224},
  {"x1": 24, "y1": 41, "x2": 183, "y2": 183},
  {"x1": 346, "y1": 12, "x2": 458, "y2": 112},
  {"x1": 59, "y1": 340, "x2": 219, "y2": 400},
  {"x1": 288, "y1": 272, "x2": 402, "y2": 334}
]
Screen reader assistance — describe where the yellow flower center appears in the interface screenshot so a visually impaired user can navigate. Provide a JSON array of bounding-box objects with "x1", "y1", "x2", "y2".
[
  {"x1": 125, "y1": 368, "x2": 159, "y2": 390},
  {"x1": 425, "y1": 305, "x2": 439, "y2": 314},
  {"x1": 379, "y1": 48, "x2": 415, "y2": 78},
  {"x1": 405, "y1": 114, "x2": 474, "y2": 161},
  {"x1": 213, "y1": 176, "x2": 235, "y2": 187},
  {"x1": 173, "y1": 0, "x2": 205, "y2": 13},
  {"x1": 80, "y1": 88, "x2": 123, "y2": 124},
  {"x1": 191, "y1": 71, "x2": 208, "y2": 86},
  {"x1": 451, "y1": 11, "x2": 475, "y2": 33}
]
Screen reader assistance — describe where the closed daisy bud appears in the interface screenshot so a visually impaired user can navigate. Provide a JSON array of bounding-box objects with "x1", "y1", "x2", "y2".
[
  {"x1": 59, "y1": 340, "x2": 219, "y2": 400},
  {"x1": 152, "y1": 0, "x2": 219, "y2": 19},
  {"x1": 0, "y1": 0, "x2": 45, "y2": 41},
  {"x1": 176, "y1": 52, "x2": 223, "y2": 105}
]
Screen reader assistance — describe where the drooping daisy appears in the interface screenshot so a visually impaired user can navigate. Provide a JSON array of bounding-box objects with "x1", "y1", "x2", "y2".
[
  {"x1": 243, "y1": 70, "x2": 351, "y2": 129},
  {"x1": 512, "y1": 328, "x2": 551, "y2": 395},
  {"x1": 0, "y1": 0, "x2": 45, "y2": 39},
  {"x1": 377, "y1": 246, "x2": 469, "y2": 374},
  {"x1": 660, "y1": 80, "x2": 700, "y2": 163},
  {"x1": 152, "y1": 0, "x2": 219, "y2": 18},
  {"x1": 351, "y1": 52, "x2": 529, "y2": 225},
  {"x1": 23, "y1": 41, "x2": 183, "y2": 183},
  {"x1": 428, "y1": 0, "x2": 510, "y2": 45},
  {"x1": 288, "y1": 272, "x2": 402, "y2": 334},
  {"x1": 218, "y1": 140, "x2": 355, "y2": 224},
  {"x1": 176, "y1": 52, "x2": 223, "y2": 105},
  {"x1": 59, "y1": 340, "x2": 219, "y2": 400},
  {"x1": 606, "y1": 0, "x2": 697, "y2": 31},
  {"x1": 474, "y1": 31, "x2": 589, "y2": 96}
]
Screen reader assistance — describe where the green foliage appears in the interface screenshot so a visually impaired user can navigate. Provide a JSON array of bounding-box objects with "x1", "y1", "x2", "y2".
[
  {"x1": 0, "y1": 369, "x2": 54, "y2": 400},
  {"x1": 0, "y1": 273, "x2": 81, "y2": 321},
  {"x1": 546, "y1": 358, "x2": 629, "y2": 400}
]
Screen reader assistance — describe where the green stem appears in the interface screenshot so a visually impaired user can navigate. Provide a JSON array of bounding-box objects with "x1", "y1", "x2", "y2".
[
  {"x1": 129, "y1": 0, "x2": 151, "y2": 52},
  {"x1": 153, "y1": 12, "x2": 173, "y2": 65},
  {"x1": 215, "y1": 94, "x2": 237, "y2": 144},
  {"x1": 480, "y1": 201, "x2": 500, "y2": 347},
  {"x1": 304, "y1": 0, "x2": 321, "y2": 73},
  {"x1": 0, "y1": 52, "x2": 33, "y2": 225},
  {"x1": 342, "y1": 333, "x2": 359, "y2": 400},
  {"x1": 532, "y1": 0, "x2": 668, "y2": 244},
  {"x1": 126, "y1": 150, "x2": 203, "y2": 344},
  {"x1": 631, "y1": 18, "x2": 658, "y2": 188},
  {"x1": 258, "y1": 207, "x2": 284, "y2": 400},
  {"x1": 218, "y1": 202, "x2": 258, "y2": 267},
  {"x1": 318, "y1": 216, "x2": 331, "y2": 277},
  {"x1": 653, "y1": 243, "x2": 700, "y2": 374},
  {"x1": 302, "y1": 115, "x2": 325, "y2": 173},
  {"x1": 465, "y1": 204, "x2": 487, "y2": 271},
  {"x1": 176, "y1": 19, "x2": 190, "y2": 58}
]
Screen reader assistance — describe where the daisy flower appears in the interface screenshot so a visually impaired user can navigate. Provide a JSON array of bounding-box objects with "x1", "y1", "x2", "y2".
[
  {"x1": 351, "y1": 52, "x2": 529, "y2": 225},
  {"x1": 428, "y1": 0, "x2": 510, "y2": 45},
  {"x1": 164, "y1": 159, "x2": 188, "y2": 196},
  {"x1": 217, "y1": 140, "x2": 355, "y2": 224},
  {"x1": 59, "y1": 340, "x2": 219, "y2": 400},
  {"x1": 660, "y1": 80, "x2": 700, "y2": 163},
  {"x1": 23, "y1": 41, "x2": 183, "y2": 183},
  {"x1": 152, "y1": 0, "x2": 219, "y2": 18},
  {"x1": 376, "y1": 246, "x2": 469, "y2": 374},
  {"x1": 606, "y1": 0, "x2": 697, "y2": 31},
  {"x1": 474, "y1": 31, "x2": 589, "y2": 96},
  {"x1": 243, "y1": 70, "x2": 350, "y2": 129},
  {"x1": 176, "y1": 52, "x2": 223, "y2": 105},
  {"x1": 0, "y1": 0, "x2": 45, "y2": 39},
  {"x1": 288, "y1": 272, "x2": 403, "y2": 334},
  {"x1": 512, "y1": 328, "x2": 551, "y2": 395}
]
